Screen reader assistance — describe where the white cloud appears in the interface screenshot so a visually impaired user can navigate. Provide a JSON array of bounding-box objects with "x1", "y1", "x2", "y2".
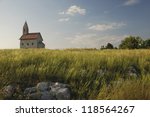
[
  {"x1": 58, "y1": 18, "x2": 70, "y2": 22},
  {"x1": 60, "y1": 5, "x2": 86, "y2": 16},
  {"x1": 67, "y1": 33, "x2": 99, "y2": 48},
  {"x1": 124, "y1": 0, "x2": 140, "y2": 6},
  {"x1": 59, "y1": 11, "x2": 65, "y2": 15},
  {"x1": 67, "y1": 33, "x2": 127, "y2": 48},
  {"x1": 66, "y1": 5, "x2": 86, "y2": 15},
  {"x1": 88, "y1": 22, "x2": 126, "y2": 31}
]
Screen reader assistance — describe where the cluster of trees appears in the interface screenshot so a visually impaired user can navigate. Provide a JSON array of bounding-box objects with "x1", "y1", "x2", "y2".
[
  {"x1": 119, "y1": 36, "x2": 150, "y2": 49},
  {"x1": 101, "y1": 36, "x2": 150, "y2": 49},
  {"x1": 101, "y1": 43, "x2": 116, "y2": 49}
]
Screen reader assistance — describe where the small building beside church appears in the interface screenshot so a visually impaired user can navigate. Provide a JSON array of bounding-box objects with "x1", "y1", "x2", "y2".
[{"x1": 20, "y1": 22, "x2": 45, "y2": 48}]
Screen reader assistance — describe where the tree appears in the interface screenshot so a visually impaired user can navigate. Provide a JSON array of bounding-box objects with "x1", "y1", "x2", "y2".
[
  {"x1": 100, "y1": 45, "x2": 105, "y2": 50},
  {"x1": 119, "y1": 36, "x2": 143, "y2": 49},
  {"x1": 105, "y1": 43, "x2": 114, "y2": 49},
  {"x1": 143, "y1": 39, "x2": 150, "y2": 49}
]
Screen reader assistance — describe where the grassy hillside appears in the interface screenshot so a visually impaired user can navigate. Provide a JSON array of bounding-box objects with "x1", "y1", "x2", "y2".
[{"x1": 0, "y1": 49, "x2": 150, "y2": 99}]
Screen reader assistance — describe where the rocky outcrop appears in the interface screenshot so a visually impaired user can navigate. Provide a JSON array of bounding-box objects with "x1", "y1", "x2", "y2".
[
  {"x1": 127, "y1": 65, "x2": 140, "y2": 78},
  {"x1": 2, "y1": 85, "x2": 15, "y2": 99},
  {"x1": 2, "y1": 82, "x2": 71, "y2": 100}
]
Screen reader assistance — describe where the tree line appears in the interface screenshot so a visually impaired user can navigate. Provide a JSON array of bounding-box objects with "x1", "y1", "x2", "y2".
[{"x1": 101, "y1": 36, "x2": 150, "y2": 49}]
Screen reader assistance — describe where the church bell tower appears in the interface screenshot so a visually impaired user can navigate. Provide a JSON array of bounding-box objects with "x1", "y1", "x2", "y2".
[{"x1": 23, "y1": 21, "x2": 29, "y2": 35}]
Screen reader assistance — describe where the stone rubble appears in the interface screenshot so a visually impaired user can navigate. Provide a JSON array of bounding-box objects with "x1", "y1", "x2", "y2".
[{"x1": 2, "y1": 82, "x2": 71, "y2": 100}]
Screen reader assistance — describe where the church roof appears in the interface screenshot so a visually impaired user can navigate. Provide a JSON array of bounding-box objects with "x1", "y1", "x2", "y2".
[{"x1": 20, "y1": 33, "x2": 42, "y2": 40}]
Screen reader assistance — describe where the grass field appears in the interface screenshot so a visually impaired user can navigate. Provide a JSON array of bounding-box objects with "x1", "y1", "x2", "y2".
[{"x1": 0, "y1": 49, "x2": 150, "y2": 99}]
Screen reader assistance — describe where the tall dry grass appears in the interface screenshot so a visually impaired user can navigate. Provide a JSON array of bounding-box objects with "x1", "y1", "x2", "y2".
[{"x1": 0, "y1": 49, "x2": 150, "y2": 99}]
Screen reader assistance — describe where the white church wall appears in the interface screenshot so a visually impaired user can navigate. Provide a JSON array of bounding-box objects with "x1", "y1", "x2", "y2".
[{"x1": 20, "y1": 40, "x2": 38, "y2": 48}]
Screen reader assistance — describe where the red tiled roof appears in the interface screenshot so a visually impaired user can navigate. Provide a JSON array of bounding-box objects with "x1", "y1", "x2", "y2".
[{"x1": 20, "y1": 33, "x2": 41, "y2": 40}]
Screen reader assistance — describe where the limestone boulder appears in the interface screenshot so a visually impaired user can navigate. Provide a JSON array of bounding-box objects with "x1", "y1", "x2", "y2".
[{"x1": 2, "y1": 85, "x2": 15, "y2": 99}]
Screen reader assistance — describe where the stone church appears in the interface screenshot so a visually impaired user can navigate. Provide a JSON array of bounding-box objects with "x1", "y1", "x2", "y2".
[{"x1": 20, "y1": 22, "x2": 45, "y2": 48}]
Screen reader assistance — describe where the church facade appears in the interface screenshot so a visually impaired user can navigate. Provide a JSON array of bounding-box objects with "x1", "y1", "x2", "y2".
[{"x1": 20, "y1": 22, "x2": 45, "y2": 48}]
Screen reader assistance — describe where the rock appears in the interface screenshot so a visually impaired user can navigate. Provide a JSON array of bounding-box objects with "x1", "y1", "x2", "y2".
[
  {"x1": 26, "y1": 92, "x2": 41, "y2": 100},
  {"x1": 24, "y1": 87, "x2": 37, "y2": 95},
  {"x1": 50, "y1": 82, "x2": 69, "y2": 92},
  {"x1": 54, "y1": 82, "x2": 69, "y2": 88},
  {"x1": 2, "y1": 81, "x2": 71, "y2": 100},
  {"x1": 40, "y1": 91, "x2": 55, "y2": 100},
  {"x1": 24, "y1": 81, "x2": 71, "y2": 100},
  {"x1": 51, "y1": 86, "x2": 61, "y2": 93},
  {"x1": 36, "y1": 82, "x2": 49, "y2": 92},
  {"x1": 56, "y1": 88, "x2": 71, "y2": 100},
  {"x1": 2, "y1": 85, "x2": 15, "y2": 99},
  {"x1": 128, "y1": 66, "x2": 140, "y2": 78}
]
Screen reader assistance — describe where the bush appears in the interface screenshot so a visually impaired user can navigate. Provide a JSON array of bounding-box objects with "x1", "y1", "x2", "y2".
[{"x1": 119, "y1": 36, "x2": 143, "y2": 49}]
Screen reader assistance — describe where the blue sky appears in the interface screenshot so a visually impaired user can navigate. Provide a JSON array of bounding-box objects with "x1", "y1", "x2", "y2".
[{"x1": 0, "y1": 0, "x2": 150, "y2": 49}]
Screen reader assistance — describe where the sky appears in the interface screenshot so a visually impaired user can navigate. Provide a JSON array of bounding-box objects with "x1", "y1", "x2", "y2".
[{"x1": 0, "y1": 0, "x2": 150, "y2": 49}]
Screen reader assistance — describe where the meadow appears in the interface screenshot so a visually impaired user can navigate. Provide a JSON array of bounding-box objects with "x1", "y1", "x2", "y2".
[{"x1": 0, "y1": 49, "x2": 150, "y2": 99}]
